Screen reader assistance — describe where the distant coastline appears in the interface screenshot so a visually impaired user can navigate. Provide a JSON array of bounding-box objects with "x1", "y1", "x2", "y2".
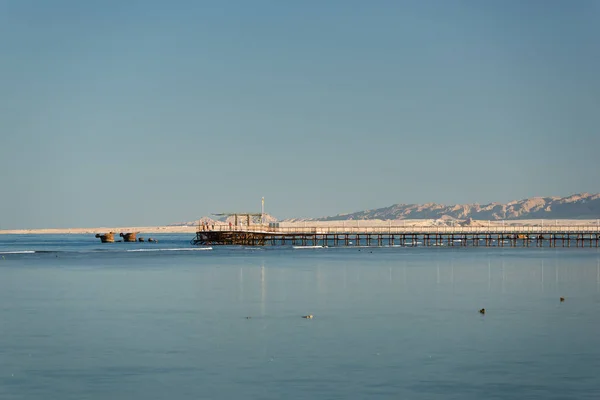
[
  {"x1": 1, "y1": 218, "x2": 598, "y2": 235},
  {"x1": 5, "y1": 193, "x2": 596, "y2": 235},
  {"x1": 0, "y1": 226, "x2": 199, "y2": 235}
]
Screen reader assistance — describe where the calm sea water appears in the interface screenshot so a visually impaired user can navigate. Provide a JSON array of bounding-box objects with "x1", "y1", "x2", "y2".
[{"x1": 1, "y1": 234, "x2": 599, "y2": 399}]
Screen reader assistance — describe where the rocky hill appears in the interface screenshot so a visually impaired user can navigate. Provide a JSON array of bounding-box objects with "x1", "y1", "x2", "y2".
[
  {"x1": 172, "y1": 194, "x2": 600, "y2": 225},
  {"x1": 313, "y1": 193, "x2": 600, "y2": 221}
]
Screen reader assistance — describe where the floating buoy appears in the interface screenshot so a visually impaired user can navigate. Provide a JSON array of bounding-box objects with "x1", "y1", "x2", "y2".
[
  {"x1": 479, "y1": 308, "x2": 486, "y2": 314},
  {"x1": 302, "y1": 315, "x2": 314, "y2": 319}
]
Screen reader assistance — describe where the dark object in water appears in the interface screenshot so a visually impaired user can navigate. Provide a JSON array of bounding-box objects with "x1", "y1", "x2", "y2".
[
  {"x1": 148, "y1": 238, "x2": 158, "y2": 243},
  {"x1": 302, "y1": 315, "x2": 314, "y2": 319},
  {"x1": 138, "y1": 237, "x2": 145, "y2": 242},
  {"x1": 120, "y1": 232, "x2": 138, "y2": 242},
  {"x1": 479, "y1": 308, "x2": 486, "y2": 314},
  {"x1": 560, "y1": 297, "x2": 565, "y2": 302},
  {"x1": 95, "y1": 232, "x2": 115, "y2": 243}
]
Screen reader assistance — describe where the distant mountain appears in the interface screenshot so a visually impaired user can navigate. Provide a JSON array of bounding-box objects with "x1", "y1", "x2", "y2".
[
  {"x1": 172, "y1": 194, "x2": 600, "y2": 225},
  {"x1": 310, "y1": 193, "x2": 600, "y2": 221}
]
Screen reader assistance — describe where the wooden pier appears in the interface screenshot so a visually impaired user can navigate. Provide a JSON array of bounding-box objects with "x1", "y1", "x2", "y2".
[{"x1": 191, "y1": 225, "x2": 600, "y2": 248}]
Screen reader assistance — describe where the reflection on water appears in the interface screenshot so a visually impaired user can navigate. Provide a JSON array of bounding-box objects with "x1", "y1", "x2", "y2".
[
  {"x1": 502, "y1": 259, "x2": 505, "y2": 293},
  {"x1": 260, "y1": 263, "x2": 266, "y2": 317},
  {"x1": 541, "y1": 259, "x2": 544, "y2": 291},
  {"x1": 488, "y1": 260, "x2": 491, "y2": 292},
  {"x1": 239, "y1": 267, "x2": 243, "y2": 302}
]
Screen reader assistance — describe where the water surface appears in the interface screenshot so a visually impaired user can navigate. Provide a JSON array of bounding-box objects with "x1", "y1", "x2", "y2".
[{"x1": 1, "y1": 235, "x2": 599, "y2": 399}]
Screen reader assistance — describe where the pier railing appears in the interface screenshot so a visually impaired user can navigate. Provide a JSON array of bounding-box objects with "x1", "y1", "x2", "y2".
[{"x1": 199, "y1": 225, "x2": 600, "y2": 235}]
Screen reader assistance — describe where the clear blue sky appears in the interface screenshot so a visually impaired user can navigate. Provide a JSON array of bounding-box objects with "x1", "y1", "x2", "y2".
[{"x1": 1, "y1": 0, "x2": 599, "y2": 229}]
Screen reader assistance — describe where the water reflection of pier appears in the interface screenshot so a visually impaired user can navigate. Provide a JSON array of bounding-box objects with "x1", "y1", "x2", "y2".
[
  {"x1": 327, "y1": 256, "x2": 600, "y2": 292},
  {"x1": 236, "y1": 256, "x2": 600, "y2": 308},
  {"x1": 237, "y1": 263, "x2": 267, "y2": 316}
]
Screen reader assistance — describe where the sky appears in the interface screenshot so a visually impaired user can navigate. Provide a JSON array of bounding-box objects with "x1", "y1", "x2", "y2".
[{"x1": 1, "y1": 0, "x2": 599, "y2": 229}]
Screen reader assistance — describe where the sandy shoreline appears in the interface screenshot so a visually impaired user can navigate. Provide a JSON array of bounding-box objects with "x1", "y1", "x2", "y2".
[
  {"x1": 0, "y1": 226, "x2": 200, "y2": 235},
  {"x1": 1, "y1": 219, "x2": 598, "y2": 235}
]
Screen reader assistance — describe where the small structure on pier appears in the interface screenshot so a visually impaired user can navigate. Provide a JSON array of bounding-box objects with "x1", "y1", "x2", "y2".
[
  {"x1": 95, "y1": 232, "x2": 115, "y2": 243},
  {"x1": 212, "y1": 212, "x2": 265, "y2": 227}
]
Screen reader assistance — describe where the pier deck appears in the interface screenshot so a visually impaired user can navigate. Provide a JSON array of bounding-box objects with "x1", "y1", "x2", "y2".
[{"x1": 191, "y1": 225, "x2": 600, "y2": 248}]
